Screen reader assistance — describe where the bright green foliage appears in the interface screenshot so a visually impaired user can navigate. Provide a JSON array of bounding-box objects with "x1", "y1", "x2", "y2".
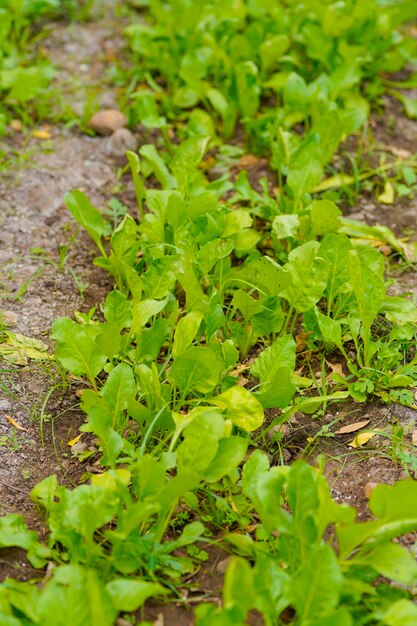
[
  {"x1": 2, "y1": 462, "x2": 417, "y2": 625},
  {"x1": 197, "y1": 460, "x2": 417, "y2": 626},
  {"x1": 0, "y1": 0, "x2": 59, "y2": 132},
  {"x1": 2, "y1": 0, "x2": 417, "y2": 623},
  {"x1": 124, "y1": 0, "x2": 417, "y2": 203}
]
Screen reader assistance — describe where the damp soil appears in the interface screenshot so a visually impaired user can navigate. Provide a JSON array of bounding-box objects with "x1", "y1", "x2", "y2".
[{"x1": 1, "y1": 7, "x2": 417, "y2": 626}]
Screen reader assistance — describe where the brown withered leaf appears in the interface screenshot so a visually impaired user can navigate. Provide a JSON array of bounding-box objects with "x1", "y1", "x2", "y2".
[
  {"x1": 296, "y1": 332, "x2": 310, "y2": 352},
  {"x1": 236, "y1": 154, "x2": 267, "y2": 170},
  {"x1": 335, "y1": 419, "x2": 371, "y2": 435}
]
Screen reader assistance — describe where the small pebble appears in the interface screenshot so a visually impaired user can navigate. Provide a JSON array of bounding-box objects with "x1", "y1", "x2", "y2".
[
  {"x1": 71, "y1": 441, "x2": 87, "y2": 455},
  {"x1": 105, "y1": 127, "x2": 138, "y2": 159},
  {"x1": 216, "y1": 556, "x2": 232, "y2": 574},
  {"x1": 0, "y1": 310, "x2": 18, "y2": 326},
  {"x1": 88, "y1": 109, "x2": 126, "y2": 136},
  {"x1": 266, "y1": 423, "x2": 290, "y2": 440},
  {"x1": 364, "y1": 481, "x2": 379, "y2": 498}
]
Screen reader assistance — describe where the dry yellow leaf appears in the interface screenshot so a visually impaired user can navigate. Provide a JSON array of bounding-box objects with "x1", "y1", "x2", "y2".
[
  {"x1": 411, "y1": 430, "x2": 417, "y2": 447},
  {"x1": 348, "y1": 431, "x2": 377, "y2": 448},
  {"x1": 6, "y1": 415, "x2": 27, "y2": 431},
  {"x1": 0, "y1": 332, "x2": 50, "y2": 365},
  {"x1": 10, "y1": 119, "x2": 23, "y2": 131},
  {"x1": 335, "y1": 419, "x2": 371, "y2": 435},
  {"x1": 68, "y1": 434, "x2": 82, "y2": 447},
  {"x1": 377, "y1": 181, "x2": 394, "y2": 205},
  {"x1": 33, "y1": 129, "x2": 51, "y2": 139},
  {"x1": 237, "y1": 154, "x2": 265, "y2": 170}
]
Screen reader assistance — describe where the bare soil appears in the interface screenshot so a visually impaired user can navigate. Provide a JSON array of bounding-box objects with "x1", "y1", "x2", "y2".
[{"x1": 1, "y1": 8, "x2": 417, "y2": 626}]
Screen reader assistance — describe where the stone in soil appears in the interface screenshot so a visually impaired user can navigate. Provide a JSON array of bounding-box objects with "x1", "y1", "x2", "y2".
[{"x1": 88, "y1": 109, "x2": 127, "y2": 136}]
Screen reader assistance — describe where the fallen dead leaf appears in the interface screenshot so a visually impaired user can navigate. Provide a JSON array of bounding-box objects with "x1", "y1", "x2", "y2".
[
  {"x1": 385, "y1": 145, "x2": 412, "y2": 159},
  {"x1": 230, "y1": 357, "x2": 256, "y2": 377},
  {"x1": 6, "y1": 415, "x2": 27, "y2": 431},
  {"x1": 348, "y1": 431, "x2": 377, "y2": 448},
  {"x1": 335, "y1": 419, "x2": 371, "y2": 435},
  {"x1": 326, "y1": 361, "x2": 345, "y2": 382},
  {"x1": 364, "y1": 481, "x2": 379, "y2": 498},
  {"x1": 153, "y1": 614, "x2": 164, "y2": 626},
  {"x1": 236, "y1": 154, "x2": 266, "y2": 170},
  {"x1": 33, "y1": 129, "x2": 51, "y2": 140},
  {"x1": 10, "y1": 119, "x2": 23, "y2": 131},
  {"x1": 379, "y1": 244, "x2": 392, "y2": 257},
  {"x1": 412, "y1": 429, "x2": 417, "y2": 446},
  {"x1": 296, "y1": 332, "x2": 309, "y2": 352},
  {"x1": 68, "y1": 434, "x2": 82, "y2": 447}
]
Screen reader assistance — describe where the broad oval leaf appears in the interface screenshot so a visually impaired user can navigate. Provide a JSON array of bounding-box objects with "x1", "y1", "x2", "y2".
[
  {"x1": 210, "y1": 385, "x2": 264, "y2": 431},
  {"x1": 169, "y1": 346, "x2": 220, "y2": 394}
]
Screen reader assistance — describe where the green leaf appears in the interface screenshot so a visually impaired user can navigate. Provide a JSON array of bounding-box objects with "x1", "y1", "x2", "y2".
[
  {"x1": 87, "y1": 406, "x2": 126, "y2": 466},
  {"x1": 223, "y1": 558, "x2": 256, "y2": 621},
  {"x1": 287, "y1": 139, "x2": 324, "y2": 207},
  {"x1": 169, "y1": 347, "x2": 220, "y2": 394},
  {"x1": 314, "y1": 307, "x2": 344, "y2": 352},
  {"x1": 357, "y1": 542, "x2": 417, "y2": 585},
  {"x1": 172, "y1": 311, "x2": 203, "y2": 357},
  {"x1": 383, "y1": 599, "x2": 417, "y2": 626},
  {"x1": 65, "y1": 190, "x2": 106, "y2": 256},
  {"x1": 106, "y1": 579, "x2": 167, "y2": 611},
  {"x1": 110, "y1": 214, "x2": 139, "y2": 264},
  {"x1": 381, "y1": 296, "x2": 417, "y2": 325},
  {"x1": 103, "y1": 290, "x2": 132, "y2": 328},
  {"x1": 176, "y1": 410, "x2": 224, "y2": 477},
  {"x1": 250, "y1": 335, "x2": 296, "y2": 409},
  {"x1": 205, "y1": 437, "x2": 248, "y2": 482},
  {"x1": 38, "y1": 565, "x2": 116, "y2": 626},
  {"x1": 308, "y1": 199, "x2": 341, "y2": 238},
  {"x1": 348, "y1": 249, "x2": 385, "y2": 362},
  {"x1": 319, "y1": 234, "x2": 353, "y2": 308},
  {"x1": 0, "y1": 515, "x2": 38, "y2": 551},
  {"x1": 394, "y1": 92, "x2": 417, "y2": 119},
  {"x1": 289, "y1": 544, "x2": 342, "y2": 621},
  {"x1": 168, "y1": 521, "x2": 205, "y2": 550},
  {"x1": 210, "y1": 386, "x2": 264, "y2": 431},
  {"x1": 235, "y1": 61, "x2": 260, "y2": 117},
  {"x1": 242, "y1": 450, "x2": 270, "y2": 500},
  {"x1": 280, "y1": 241, "x2": 328, "y2": 312},
  {"x1": 132, "y1": 297, "x2": 168, "y2": 333},
  {"x1": 52, "y1": 317, "x2": 107, "y2": 383},
  {"x1": 141, "y1": 318, "x2": 170, "y2": 362},
  {"x1": 222, "y1": 209, "x2": 252, "y2": 238},
  {"x1": 140, "y1": 144, "x2": 176, "y2": 189},
  {"x1": 272, "y1": 214, "x2": 300, "y2": 240},
  {"x1": 260, "y1": 34, "x2": 290, "y2": 72},
  {"x1": 100, "y1": 363, "x2": 136, "y2": 426}
]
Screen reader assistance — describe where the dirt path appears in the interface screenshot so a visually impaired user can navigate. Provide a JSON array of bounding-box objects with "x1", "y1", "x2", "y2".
[{"x1": 0, "y1": 13, "x2": 126, "y2": 580}]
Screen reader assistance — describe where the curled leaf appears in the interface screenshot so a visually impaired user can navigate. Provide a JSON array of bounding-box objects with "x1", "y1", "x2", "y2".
[
  {"x1": 335, "y1": 419, "x2": 370, "y2": 435},
  {"x1": 347, "y1": 431, "x2": 377, "y2": 448}
]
